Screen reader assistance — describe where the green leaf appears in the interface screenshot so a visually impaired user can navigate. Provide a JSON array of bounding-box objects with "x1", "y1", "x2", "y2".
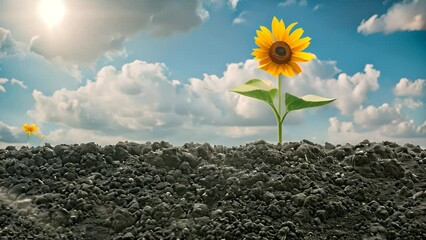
[
  {"x1": 285, "y1": 92, "x2": 336, "y2": 112},
  {"x1": 229, "y1": 79, "x2": 277, "y2": 106}
]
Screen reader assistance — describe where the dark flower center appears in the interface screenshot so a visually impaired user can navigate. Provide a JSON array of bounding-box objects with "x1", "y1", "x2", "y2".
[
  {"x1": 276, "y1": 47, "x2": 286, "y2": 56},
  {"x1": 269, "y1": 41, "x2": 292, "y2": 64}
]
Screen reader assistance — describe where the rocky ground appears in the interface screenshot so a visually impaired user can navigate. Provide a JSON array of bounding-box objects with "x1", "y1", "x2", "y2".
[{"x1": 0, "y1": 139, "x2": 425, "y2": 240}]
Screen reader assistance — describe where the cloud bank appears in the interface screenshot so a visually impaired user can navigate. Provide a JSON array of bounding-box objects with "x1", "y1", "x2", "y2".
[
  {"x1": 23, "y1": 56, "x2": 388, "y2": 146},
  {"x1": 0, "y1": 0, "x2": 208, "y2": 64},
  {"x1": 358, "y1": 0, "x2": 426, "y2": 35}
]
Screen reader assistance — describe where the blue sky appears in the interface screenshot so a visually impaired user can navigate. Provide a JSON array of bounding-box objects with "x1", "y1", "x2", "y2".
[{"x1": 0, "y1": 0, "x2": 425, "y2": 147}]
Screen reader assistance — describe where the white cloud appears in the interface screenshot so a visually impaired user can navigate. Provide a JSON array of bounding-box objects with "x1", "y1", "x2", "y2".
[
  {"x1": 0, "y1": 78, "x2": 8, "y2": 92},
  {"x1": 0, "y1": 77, "x2": 28, "y2": 92},
  {"x1": 278, "y1": 0, "x2": 307, "y2": 7},
  {"x1": 45, "y1": 128, "x2": 137, "y2": 146},
  {"x1": 353, "y1": 103, "x2": 400, "y2": 128},
  {"x1": 328, "y1": 117, "x2": 426, "y2": 146},
  {"x1": 0, "y1": 27, "x2": 83, "y2": 82},
  {"x1": 286, "y1": 62, "x2": 380, "y2": 115},
  {"x1": 331, "y1": 97, "x2": 425, "y2": 143},
  {"x1": 380, "y1": 119, "x2": 426, "y2": 138},
  {"x1": 10, "y1": 78, "x2": 28, "y2": 89},
  {"x1": 25, "y1": 57, "x2": 387, "y2": 145},
  {"x1": 393, "y1": 78, "x2": 425, "y2": 97},
  {"x1": 0, "y1": 121, "x2": 26, "y2": 143},
  {"x1": 394, "y1": 97, "x2": 423, "y2": 109},
  {"x1": 357, "y1": 0, "x2": 426, "y2": 35},
  {"x1": 0, "y1": 27, "x2": 23, "y2": 56},
  {"x1": 228, "y1": 0, "x2": 239, "y2": 10},
  {"x1": 328, "y1": 117, "x2": 367, "y2": 144},
  {"x1": 233, "y1": 12, "x2": 248, "y2": 25},
  {"x1": 28, "y1": 59, "x2": 304, "y2": 135},
  {"x1": 49, "y1": 57, "x2": 84, "y2": 82},
  {"x1": 0, "y1": 0, "x2": 207, "y2": 64},
  {"x1": 313, "y1": 4, "x2": 321, "y2": 11}
]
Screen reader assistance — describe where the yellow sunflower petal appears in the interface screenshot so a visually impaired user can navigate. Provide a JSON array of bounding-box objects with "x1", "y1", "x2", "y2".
[
  {"x1": 273, "y1": 64, "x2": 282, "y2": 76},
  {"x1": 278, "y1": 20, "x2": 286, "y2": 41},
  {"x1": 288, "y1": 28, "x2": 304, "y2": 44},
  {"x1": 253, "y1": 52, "x2": 269, "y2": 60},
  {"x1": 259, "y1": 26, "x2": 274, "y2": 45},
  {"x1": 252, "y1": 48, "x2": 268, "y2": 53},
  {"x1": 292, "y1": 41, "x2": 310, "y2": 52},
  {"x1": 260, "y1": 61, "x2": 275, "y2": 73},
  {"x1": 289, "y1": 61, "x2": 302, "y2": 74},
  {"x1": 252, "y1": 48, "x2": 269, "y2": 57},
  {"x1": 259, "y1": 57, "x2": 272, "y2": 66},
  {"x1": 272, "y1": 17, "x2": 285, "y2": 41},
  {"x1": 291, "y1": 52, "x2": 315, "y2": 62},
  {"x1": 267, "y1": 62, "x2": 280, "y2": 76},
  {"x1": 254, "y1": 36, "x2": 271, "y2": 49},
  {"x1": 283, "y1": 22, "x2": 298, "y2": 42},
  {"x1": 285, "y1": 64, "x2": 295, "y2": 77},
  {"x1": 292, "y1": 37, "x2": 311, "y2": 48},
  {"x1": 277, "y1": 65, "x2": 286, "y2": 76},
  {"x1": 281, "y1": 65, "x2": 290, "y2": 77}
]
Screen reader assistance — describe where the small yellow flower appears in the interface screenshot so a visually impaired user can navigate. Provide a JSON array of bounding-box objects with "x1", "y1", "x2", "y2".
[
  {"x1": 21, "y1": 123, "x2": 40, "y2": 136},
  {"x1": 252, "y1": 16, "x2": 315, "y2": 77}
]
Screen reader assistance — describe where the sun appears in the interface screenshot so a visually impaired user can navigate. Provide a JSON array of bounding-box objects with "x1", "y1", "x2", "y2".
[{"x1": 38, "y1": 0, "x2": 65, "y2": 28}]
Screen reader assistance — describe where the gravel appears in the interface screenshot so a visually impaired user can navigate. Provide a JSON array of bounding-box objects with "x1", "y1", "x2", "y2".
[{"x1": 0, "y1": 139, "x2": 425, "y2": 240}]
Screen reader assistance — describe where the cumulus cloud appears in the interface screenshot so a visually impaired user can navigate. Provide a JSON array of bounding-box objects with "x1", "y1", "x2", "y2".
[
  {"x1": 357, "y1": 0, "x2": 426, "y2": 35},
  {"x1": 28, "y1": 59, "x2": 303, "y2": 137},
  {"x1": 285, "y1": 62, "x2": 380, "y2": 115},
  {"x1": 331, "y1": 98, "x2": 425, "y2": 144},
  {"x1": 0, "y1": 0, "x2": 208, "y2": 64},
  {"x1": 353, "y1": 103, "x2": 400, "y2": 128},
  {"x1": 394, "y1": 97, "x2": 423, "y2": 109},
  {"x1": 0, "y1": 27, "x2": 23, "y2": 56},
  {"x1": 278, "y1": 0, "x2": 308, "y2": 7},
  {"x1": 328, "y1": 117, "x2": 426, "y2": 146},
  {"x1": 393, "y1": 78, "x2": 425, "y2": 97},
  {"x1": 26, "y1": 57, "x2": 386, "y2": 145},
  {"x1": 380, "y1": 119, "x2": 426, "y2": 138},
  {"x1": 328, "y1": 117, "x2": 368, "y2": 144}
]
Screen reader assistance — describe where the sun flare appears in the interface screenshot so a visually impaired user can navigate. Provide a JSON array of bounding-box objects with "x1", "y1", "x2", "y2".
[{"x1": 38, "y1": 0, "x2": 65, "y2": 28}]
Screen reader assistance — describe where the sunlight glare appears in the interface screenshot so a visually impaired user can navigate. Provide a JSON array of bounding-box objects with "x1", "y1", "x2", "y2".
[{"x1": 38, "y1": 0, "x2": 65, "y2": 28}]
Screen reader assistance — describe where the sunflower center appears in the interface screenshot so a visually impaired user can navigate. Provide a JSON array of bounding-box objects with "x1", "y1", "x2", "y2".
[
  {"x1": 276, "y1": 47, "x2": 286, "y2": 56},
  {"x1": 269, "y1": 41, "x2": 292, "y2": 64}
]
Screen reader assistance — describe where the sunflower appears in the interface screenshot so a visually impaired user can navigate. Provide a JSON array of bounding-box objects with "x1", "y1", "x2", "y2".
[
  {"x1": 21, "y1": 123, "x2": 40, "y2": 136},
  {"x1": 252, "y1": 17, "x2": 315, "y2": 77}
]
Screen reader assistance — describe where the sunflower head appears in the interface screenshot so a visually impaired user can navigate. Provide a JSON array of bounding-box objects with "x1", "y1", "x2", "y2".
[
  {"x1": 22, "y1": 123, "x2": 40, "y2": 136},
  {"x1": 252, "y1": 16, "x2": 315, "y2": 77}
]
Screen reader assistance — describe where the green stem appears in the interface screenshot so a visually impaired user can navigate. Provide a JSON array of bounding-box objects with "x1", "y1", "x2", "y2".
[
  {"x1": 280, "y1": 111, "x2": 289, "y2": 125},
  {"x1": 26, "y1": 134, "x2": 29, "y2": 147},
  {"x1": 277, "y1": 73, "x2": 283, "y2": 145},
  {"x1": 278, "y1": 74, "x2": 282, "y2": 116}
]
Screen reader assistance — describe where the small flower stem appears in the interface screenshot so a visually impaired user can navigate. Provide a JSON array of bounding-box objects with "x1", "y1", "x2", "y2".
[
  {"x1": 278, "y1": 74, "x2": 282, "y2": 116},
  {"x1": 278, "y1": 73, "x2": 283, "y2": 145},
  {"x1": 26, "y1": 134, "x2": 29, "y2": 147}
]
